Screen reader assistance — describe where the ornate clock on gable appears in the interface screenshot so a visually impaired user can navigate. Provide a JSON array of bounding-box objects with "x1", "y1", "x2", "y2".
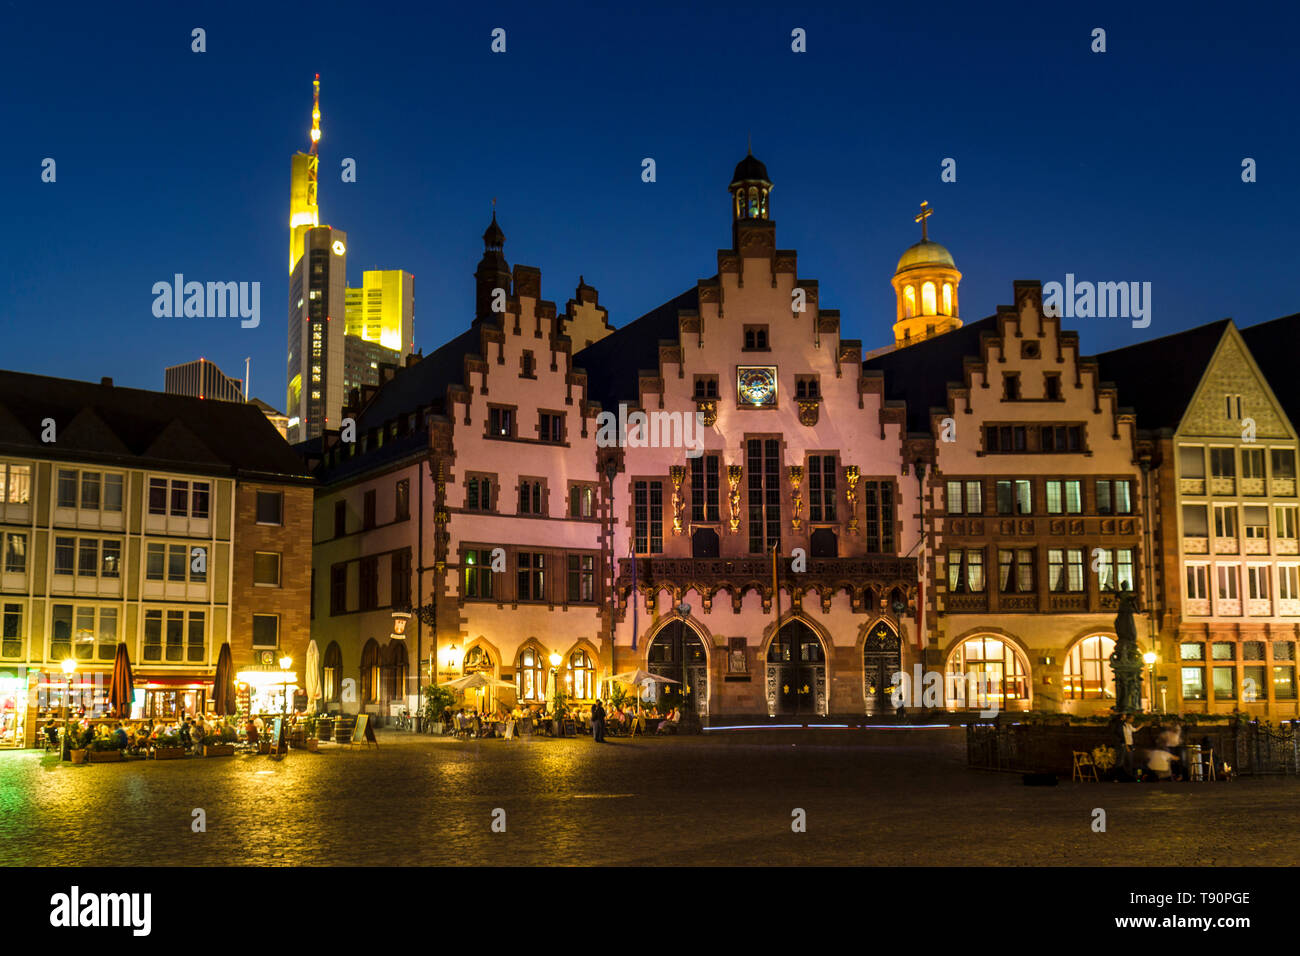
[{"x1": 736, "y1": 366, "x2": 777, "y2": 407}]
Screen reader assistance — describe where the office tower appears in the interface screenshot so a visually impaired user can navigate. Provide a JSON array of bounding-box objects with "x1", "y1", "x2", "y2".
[
  {"x1": 163, "y1": 358, "x2": 245, "y2": 403},
  {"x1": 345, "y1": 269, "x2": 415, "y2": 356},
  {"x1": 286, "y1": 225, "x2": 347, "y2": 443}
]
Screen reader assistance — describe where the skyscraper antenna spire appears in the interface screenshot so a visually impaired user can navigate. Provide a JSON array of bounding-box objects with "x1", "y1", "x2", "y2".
[{"x1": 309, "y1": 73, "x2": 321, "y2": 154}]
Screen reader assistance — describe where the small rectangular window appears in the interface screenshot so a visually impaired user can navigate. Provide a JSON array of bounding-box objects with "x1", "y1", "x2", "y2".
[
  {"x1": 254, "y1": 551, "x2": 281, "y2": 587},
  {"x1": 256, "y1": 491, "x2": 283, "y2": 525},
  {"x1": 252, "y1": 614, "x2": 279, "y2": 648}
]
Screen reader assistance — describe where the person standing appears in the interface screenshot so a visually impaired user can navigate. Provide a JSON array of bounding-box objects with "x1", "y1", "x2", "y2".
[
  {"x1": 1115, "y1": 712, "x2": 1137, "y2": 779},
  {"x1": 591, "y1": 699, "x2": 607, "y2": 743}
]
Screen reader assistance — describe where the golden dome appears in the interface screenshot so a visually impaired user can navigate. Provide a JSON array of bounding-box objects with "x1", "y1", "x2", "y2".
[{"x1": 895, "y1": 239, "x2": 955, "y2": 274}]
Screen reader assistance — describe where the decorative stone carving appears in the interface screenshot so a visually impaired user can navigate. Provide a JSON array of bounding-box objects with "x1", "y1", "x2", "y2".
[
  {"x1": 727, "y1": 465, "x2": 743, "y2": 533},
  {"x1": 797, "y1": 398, "x2": 820, "y2": 426},
  {"x1": 669, "y1": 465, "x2": 686, "y2": 535},
  {"x1": 845, "y1": 465, "x2": 861, "y2": 534},
  {"x1": 696, "y1": 399, "x2": 718, "y2": 427},
  {"x1": 789, "y1": 465, "x2": 804, "y2": 532}
]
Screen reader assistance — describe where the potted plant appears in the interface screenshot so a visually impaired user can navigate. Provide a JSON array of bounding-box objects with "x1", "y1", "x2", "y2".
[
  {"x1": 65, "y1": 720, "x2": 89, "y2": 764},
  {"x1": 152, "y1": 729, "x2": 185, "y2": 760},
  {"x1": 203, "y1": 722, "x2": 237, "y2": 757},
  {"x1": 88, "y1": 727, "x2": 126, "y2": 763},
  {"x1": 422, "y1": 687, "x2": 455, "y2": 734}
]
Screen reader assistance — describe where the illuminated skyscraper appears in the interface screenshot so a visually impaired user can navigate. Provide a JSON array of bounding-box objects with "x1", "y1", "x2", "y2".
[
  {"x1": 287, "y1": 225, "x2": 347, "y2": 443},
  {"x1": 345, "y1": 269, "x2": 415, "y2": 355},
  {"x1": 288, "y1": 74, "x2": 322, "y2": 274}
]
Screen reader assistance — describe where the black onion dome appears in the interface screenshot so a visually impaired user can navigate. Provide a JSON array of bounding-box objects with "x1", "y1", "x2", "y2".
[{"x1": 730, "y1": 152, "x2": 770, "y2": 185}]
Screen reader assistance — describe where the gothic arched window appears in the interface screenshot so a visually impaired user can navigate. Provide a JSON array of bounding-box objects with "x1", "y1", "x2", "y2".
[
  {"x1": 903, "y1": 285, "x2": 917, "y2": 318},
  {"x1": 942, "y1": 282, "x2": 953, "y2": 315}
]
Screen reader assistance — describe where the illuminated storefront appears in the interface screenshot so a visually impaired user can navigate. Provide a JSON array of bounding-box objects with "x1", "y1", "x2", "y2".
[
  {"x1": 236, "y1": 661, "x2": 298, "y2": 716},
  {"x1": 0, "y1": 670, "x2": 34, "y2": 748}
]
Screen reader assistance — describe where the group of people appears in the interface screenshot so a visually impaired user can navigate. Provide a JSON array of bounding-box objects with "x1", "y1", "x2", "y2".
[
  {"x1": 44, "y1": 713, "x2": 282, "y2": 755},
  {"x1": 438, "y1": 699, "x2": 686, "y2": 741},
  {"x1": 1113, "y1": 713, "x2": 1230, "y2": 781}
]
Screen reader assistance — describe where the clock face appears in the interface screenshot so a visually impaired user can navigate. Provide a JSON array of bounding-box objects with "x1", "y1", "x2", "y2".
[
  {"x1": 260, "y1": 650, "x2": 274, "y2": 666},
  {"x1": 737, "y1": 366, "x2": 778, "y2": 407}
]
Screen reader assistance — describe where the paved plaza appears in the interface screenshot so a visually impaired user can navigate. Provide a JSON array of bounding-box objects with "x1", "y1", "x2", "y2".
[{"x1": 3, "y1": 728, "x2": 1299, "y2": 867}]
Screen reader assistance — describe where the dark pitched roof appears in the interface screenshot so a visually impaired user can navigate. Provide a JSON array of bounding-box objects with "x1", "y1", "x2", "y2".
[
  {"x1": 1091, "y1": 319, "x2": 1232, "y2": 430},
  {"x1": 1240, "y1": 313, "x2": 1300, "y2": 429},
  {"x1": 573, "y1": 286, "x2": 700, "y2": 409},
  {"x1": 314, "y1": 322, "x2": 487, "y2": 485},
  {"x1": 0, "y1": 369, "x2": 311, "y2": 482},
  {"x1": 355, "y1": 323, "x2": 484, "y2": 431},
  {"x1": 861, "y1": 315, "x2": 1000, "y2": 433}
]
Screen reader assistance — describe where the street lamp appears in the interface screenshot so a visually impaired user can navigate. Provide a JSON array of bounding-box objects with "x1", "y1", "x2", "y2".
[
  {"x1": 1142, "y1": 651, "x2": 1157, "y2": 714},
  {"x1": 61, "y1": 658, "x2": 76, "y2": 760},
  {"x1": 548, "y1": 651, "x2": 564, "y2": 736},
  {"x1": 279, "y1": 655, "x2": 293, "y2": 753}
]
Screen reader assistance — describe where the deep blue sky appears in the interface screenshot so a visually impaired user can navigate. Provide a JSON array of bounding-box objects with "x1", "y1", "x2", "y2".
[{"x1": 3, "y1": 1, "x2": 1297, "y2": 407}]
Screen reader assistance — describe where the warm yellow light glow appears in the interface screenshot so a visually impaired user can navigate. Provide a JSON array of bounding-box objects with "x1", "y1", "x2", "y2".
[
  {"x1": 1143, "y1": 651, "x2": 1157, "y2": 665},
  {"x1": 280, "y1": 655, "x2": 293, "y2": 669},
  {"x1": 61, "y1": 658, "x2": 77, "y2": 675},
  {"x1": 549, "y1": 652, "x2": 563, "y2": 668},
  {"x1": 236, "y1": 669, "x2": 298, "y2": 686}
]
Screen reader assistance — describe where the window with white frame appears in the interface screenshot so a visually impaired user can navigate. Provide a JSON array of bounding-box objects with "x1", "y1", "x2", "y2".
[
  {"x1": 1216, "y1": 564, "x2": 1240, "y2": 601},
  {"x1": 1185, "y1": 564, "x2": 1209, "y2": 601},
  {"x1": 1247, "y1": 565, "x2": 1270, "y2": 601},
  {"x1": 0, "y1": 463, "x2": 32, "y2": 504}
]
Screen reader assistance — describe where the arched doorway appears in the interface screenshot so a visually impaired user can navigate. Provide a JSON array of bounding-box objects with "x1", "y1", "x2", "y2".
[
  {"x1": 1063, "y1": 634, "x2": 1116, "y2": 701},
  {"x1": 360, "y1": 639, "x2": 381, "y2": 707},
  {"x1": 766, "y1": 619, "x2": 827, "y2": 716},
  {"x1": 862, "y1": 620, "x2": 901, "y2": 716},
  {"x1": 945, "y1": 635, "x2": 1031, "y2": 710},
  {"x1": 647, "y1": 621, "x2": 708, "y2": 715}
]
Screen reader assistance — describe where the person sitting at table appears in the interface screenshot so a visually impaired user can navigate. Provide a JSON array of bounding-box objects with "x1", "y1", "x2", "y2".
[
  {"x1": 113, "y1": 722, "x2": 128, "y2": 750},
  {"x1": 191, "y1": 719, "x2": 206, "y2": 750},
  {"x1": 244, "y1": 718, "x2": 259, "y2": 745},
  {"x1": 44, "y1": 718, "x2": 58, "y2": 750},
  {"x1": 79, "y1": 722, "x2": 95, "y2": 748},
  {"x1": 657, "y1": 707, "x2": 681, "y2": 734}
]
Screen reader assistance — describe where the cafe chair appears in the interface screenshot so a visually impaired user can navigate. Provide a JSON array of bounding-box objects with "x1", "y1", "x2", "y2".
[{"x1": 1071, "y1": 750, "x2": 1099, "y2": 782}]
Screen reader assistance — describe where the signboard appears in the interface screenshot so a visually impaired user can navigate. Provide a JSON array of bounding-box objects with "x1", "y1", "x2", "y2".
[
  {"x1": 391, "y1": 611, "x2": 412, "y2": 641},
  {"x1": 271, "y1": 717, "x2": 285, "y2": 756},
  {"x1": 352, "y1": 713, "x2": 369, "y2": 743}
]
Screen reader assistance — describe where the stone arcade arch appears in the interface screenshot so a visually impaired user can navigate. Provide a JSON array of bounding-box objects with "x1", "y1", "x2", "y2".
[
  {"x1": 861, "y1": 619, "x2": 902, "y2": 716},
  {"x1": 765, "y1": 618, "x2": 828, "y2": 717},
  {"x1": 645, "y1": 619, "x2": 709, "y2": 716}
]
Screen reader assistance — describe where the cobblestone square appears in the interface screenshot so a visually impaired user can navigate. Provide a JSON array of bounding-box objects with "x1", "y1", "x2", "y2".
[{"x1": 3, "y1": 729, "x2": 1298, "y2": 867}]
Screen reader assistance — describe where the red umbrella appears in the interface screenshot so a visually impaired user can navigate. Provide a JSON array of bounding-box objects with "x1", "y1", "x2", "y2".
[
  {"x1": 108, "y1": 643, "x2": 135, "y2": 718},
  {"x1": 213, "y1": 643, "x2": 235, "y2": 715}
]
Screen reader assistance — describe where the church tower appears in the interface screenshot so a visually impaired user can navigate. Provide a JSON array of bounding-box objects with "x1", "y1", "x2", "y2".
[
  {"x1": 891, "y1": 201, "x2": 962, "y2": 348},
  {"x1": 474, "y1": 209, "x2": 511, "y2": 322},
  {"x1": 729, "y1": 147, "x2": 775, "y2": 253}
]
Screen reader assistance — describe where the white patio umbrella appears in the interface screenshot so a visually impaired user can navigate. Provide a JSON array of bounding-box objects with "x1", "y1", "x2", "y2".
[
  {"x1": 440, "y1": 671, "x2": 516, "y2": 713},
  {"x1": 610, "y1": 669, "x2": 681, "y2": 732},
  {"x1": 304, "y1": 640, "x2": 322, "y2": 713}
]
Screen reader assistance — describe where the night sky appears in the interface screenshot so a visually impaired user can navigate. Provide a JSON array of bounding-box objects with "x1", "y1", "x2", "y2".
[{"x1": 3, "y1": 0, "x2": 1297, "y2": 406}]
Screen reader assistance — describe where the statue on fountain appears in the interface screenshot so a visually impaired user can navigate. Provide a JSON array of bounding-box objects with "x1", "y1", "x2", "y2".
[{"x1": 1109, "y1": 590, "x2": 1143, "y2": 714}]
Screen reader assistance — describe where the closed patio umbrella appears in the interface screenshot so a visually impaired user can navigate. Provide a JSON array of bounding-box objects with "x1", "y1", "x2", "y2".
[
  {"x1": 305, "y1": 640, "x2": 322, "y2": 712},
  {"x1": 213, "y1": 642, "x2": 236, "y2": 716},
  {"x1": 108, "y1": 643, "x2": 134, "y2": 719}
]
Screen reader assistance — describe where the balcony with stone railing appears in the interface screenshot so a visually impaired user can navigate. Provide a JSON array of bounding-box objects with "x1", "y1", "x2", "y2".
[
  {"x1": 1049, "y1": 593, "x2": 1089, "y2": 612},
  {"x1": 1185, "y1": 597, "x2": 1211, "y2": 617},
  {"x1": 1247, "y1": 598, "x2": 1272, "y2": 616},
  {"x1": 1184, "y1": 536, "x2": 1209, "y2": 554},
  {"x1": 1241, "y1": 477, "x2": 1266, "y2": 496},
  {"x1": 1179, "y1": 477, "x2": 1206, "y2": 496},
  {"x1": 944, "y1": 592, "x2": 989, "y2": 612},
  {"x1": 1272, "y1": 477, "x2": 1297, "y2": 498},
  {"x1": 1213, "y1": 536, "x2": 1239, "y2": 554},
  {"x1": 1211, "y1": 477, "x2": 1236, "y2": 495},
  {"x1": 1279, "y1": 598, "x2": 1300, "y2": 616},
  {"x1": 1244, "y1": 536, "x2": 1270, "y2": 555},
  {"x1": 1217, "y1": 598, "x2": 1242, "y2": 616},
  {"x1": 1277, "y1": 537, "x2": 1299, "y2": 555}
]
